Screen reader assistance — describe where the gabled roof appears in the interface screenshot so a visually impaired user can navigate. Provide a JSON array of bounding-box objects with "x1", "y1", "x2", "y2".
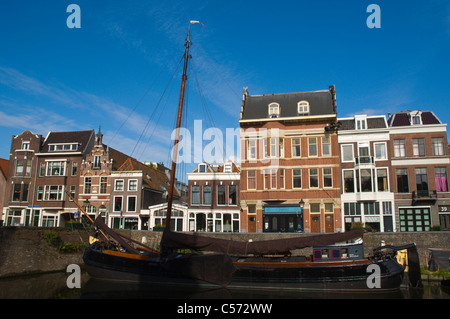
[
  {"x1": 216, "y1": 162, "x2": 240, "y2": 173},
  {"x1": 109, "y1": 147, "x2": 177, "y2": 196},
  {"x1": 0, "y1": 158, "x2": 9, "y2": 179},
  {"x1": 387, "y1": 110, "x2": 442, "y2": 127},
  {"x1": 240, "y1": 86, "x2": 336, "y2": 121},
  {"x1": 41, "y1": 130, "x2": 95, "y2": 153}
]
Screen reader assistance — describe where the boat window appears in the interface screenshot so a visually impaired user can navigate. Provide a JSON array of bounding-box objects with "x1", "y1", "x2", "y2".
[
  {"x1": 313, "y1": 249, "x2": 322, "y2": 260},
  {"x1": 341, "y1": 248, "x2": 349, "y2": 259},
  {"x1": 322, "y1": 249, "x2": 329, "y2": 259},
  {"x1": 332, "y1": 249, "x2": 340, "y2": 259}
]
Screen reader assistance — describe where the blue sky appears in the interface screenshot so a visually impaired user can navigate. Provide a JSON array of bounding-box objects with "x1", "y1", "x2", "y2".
[{"x1": 0, "y1": 0, "x2": 449, "y2": 180}]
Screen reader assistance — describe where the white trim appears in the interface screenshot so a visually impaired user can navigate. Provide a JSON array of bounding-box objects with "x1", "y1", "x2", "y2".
[{"x1": 391, "y1": 158, "x2": 450, "y2": 166}]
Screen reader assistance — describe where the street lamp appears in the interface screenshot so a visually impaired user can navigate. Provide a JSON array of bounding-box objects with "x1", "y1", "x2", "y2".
[{"x1": 298, "y1": 199, "x2": 305, "y2": 232}]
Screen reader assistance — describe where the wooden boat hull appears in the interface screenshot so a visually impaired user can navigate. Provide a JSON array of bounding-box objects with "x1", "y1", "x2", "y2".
[{"x1": 83, "y1": 245, "x2": 404, "y2": 292}]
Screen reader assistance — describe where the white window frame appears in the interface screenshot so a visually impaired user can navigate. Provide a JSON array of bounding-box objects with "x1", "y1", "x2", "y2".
[
  {"x1": 341, "y1": 144, "x2": 354, "y2": 162},
  {"x1": 128, "y1": 179, "x2": 138, "y2": 191},
  {"x1": 374, "y1": 142, "x2": 387, "y2": 161},
  {"x1": 297, "y1": 101, "x2": 309, "y2": 115},
  {"x1": 268, "y1": 103, "x2": 280, "y2": 117},
  {"x1": 114, "y1": 179, "x2": 124, "y2": 191},
  {"x1": 127, "y1": 195, "x2": 137, "y2": 212}
]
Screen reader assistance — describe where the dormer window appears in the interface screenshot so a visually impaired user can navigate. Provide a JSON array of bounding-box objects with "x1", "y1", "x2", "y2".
[
  {"x1": 410, "y1": 111, "x2": 422, "y2": 125},
  {"x1": 224, "y1": 163, "x2": 232, "y2": 173},
  {"x1": 355, "y1": 115, "x2": 367, "y2": 130},
  {"x1": 297, "y1": 101, "x2": 309, "y2": 116},
  {"x1": 199, "y1": 164, "x2": 206, "y2": 173},
  {"x1": 268, "y1": 103, "x2": 280, "y2": 118}
]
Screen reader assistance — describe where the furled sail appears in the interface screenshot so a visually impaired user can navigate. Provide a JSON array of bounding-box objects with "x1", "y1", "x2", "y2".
[{"x1": 161, "y1": 228, "x2": 365, "y2": 255}]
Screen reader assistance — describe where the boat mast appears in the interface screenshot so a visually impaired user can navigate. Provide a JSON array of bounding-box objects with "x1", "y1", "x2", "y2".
[{"x1": 165, "y1": 23, "x2": 192, "y2": 232}]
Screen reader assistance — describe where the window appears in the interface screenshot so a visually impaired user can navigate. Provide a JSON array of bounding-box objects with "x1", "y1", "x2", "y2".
[
  {"x1": 128, "y1": 179, "x2": 138, "y2": 191},
  {"x1": 224, "y1": 163, "x2": 232, "y2": 173},
  {"x1": 114, "y1": 180, "x2": 124, "y2": 191},
  {"x1": 12, "y1": 184, "x2": 21, "y2": 201},
  {"x1": 191, "y1": 185, "x2": 200, "y2": 205},
  {"x1": 100, "y1": 177, "x2": 107, "y2": 194},
  {"x1": 21, "y1": 141, "x2": 30, "y2": 150},
  {"x1": 228, "y1": 185, "x2": 237, "y2": 205},
  {"x1": 199, "y1": 164, "x2": 206, "y2": 173},
  {"x1": 291, "y1": 137, "x2": 301, "y2": 157},
  {"x1": 341, "y1": 145, "x2": 354, "y2": 162},
  {"x1": 322, "y1": 136, "x2": 331, "y2": 156},
  {"x1": 40, "y1": 163, "x2": 45, "y2": 176},
  {"x1": 37, "y1": 186, "x2": 43, "y2": 201},
  {"x1": 270, "y1": 169, "x2": 277, "y2": 189},
  {"x1": 22, "y1": 184, "x2": 29, "y2": 202},
  {"x1": 412, "y1": 139, "x2": 426, "y2": 157},
  {"x1": 358, "y1": 146, "x2": 370, "y2": 164},
  {"x1": 411, "y1": 115, "x2": 422, "y2": 125},
  {"x1": 247, "y1": 139, "x2": 256, "y2": 160},
  {"x1": 343, "y1": 170, "x2": 355, "y2": 193},
  {"x1": 48, "y1": 143, "x2": 78, "y2": 152},
  {"x1": 279, "y1": 169, "x2": 285, "y2": 189},
  {"x1": 15, "y1": 159, "x2": 32, "y2": 177},
  {"x1": 263, "y1": 169, "x2": 269, "y2": 189},
  {"x1": 310, "y1": 168, "x2": 319, "y2": 188},
  {"x1": 374, "y1": 143, "x2": 387, "y2": 160},
  {"x1": 72, "y1": 162, "x2": 78, "y2": 176},
  {"x1": 310, "y1": 203, "x2": 321, "y2": 214},
  {"x1": 263, "y1": 139, "x2": 268, "y2": 158},
  {"x1": 217, "y1": 185, "x2": 226, "y2": 205},
  {"x1": 114, "y1": 196, "x2": 123, "y2": 212},
  {"x1": 127, "y1": 196, "x2": 136, "y2": 212},
  {"x1": 356, "y1": 118, "x2": 367, "y2": 130},
  {"x1": 203, "y1": 185, "x2": 211, "y2": 205},
  {"x1": 84, "y1": 177, "x2": 92, "y2": 194},
  {"x1": 432, "y1": 138, "x2": 445, "y2": 156},
  {"x1": 293, "y1": 169, "x2": 302, "y2": 189},
  {"x1": 268, "y1": 103, "x2": 280, "y2": 117},
  {"x1": 297, "y1": 101, "x2": 309, "y2": 116},
  {"x1": 360, "y1": 169, "x2": 372, "y2": 192},
  {"x1": 308, "y1": 137, "x2": 317, "y2": 157},
  {"x1": 377, "y1": 168, "x2": 389, "y2": 192},
  {"x1": 394, "y1": 139, "x2": 406, "y2": 158},
  {"x1": 396, "y1": 168, "x2": 409, "y2": 193},
  {"x1": 435, "y1": 167, "x2": 448, "y2": 192},
  {"x1": 325, "y1": 203, "x2": 334, "y2": 213},
  {"x1": 270, "y1": 137, "x2": 277, "y2": 157},
  {"x1": 323, "y1": 168, "x2": 332, "y2": 188},
  {"x1": 69, "y1": 185, "x2": 75, "y2": 201},
  {"x1": 247, "y1": 170, "x2": 256, "y2": 189},
  {"x1": 44, "y1": 185, "x2": 64, "y2": 200},
  {"x1": 46, "y1": 161, "x2": 66, "y2": 176},
  {"x1": 399, "y1": 208, "x2": 431, "y2": 232},
  {"x1": 415, "y1": 168, "x2": 429, "y2": 197},
  {"x1": 93, "y1": 156, "x2": 101, "y2": 169},
  {"x1": 279, "y1": 138, "x2": 284, "y2": 158}
]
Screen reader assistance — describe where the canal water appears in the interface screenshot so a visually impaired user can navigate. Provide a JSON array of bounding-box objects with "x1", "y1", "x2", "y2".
[{"x1": 0, "y1": 271, "x2": 449, "y2": 299}]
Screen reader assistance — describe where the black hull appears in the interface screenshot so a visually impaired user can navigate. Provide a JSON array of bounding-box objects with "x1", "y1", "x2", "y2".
[{"x1": 83, "y1": 246, "x2": 405, "y2": 292}]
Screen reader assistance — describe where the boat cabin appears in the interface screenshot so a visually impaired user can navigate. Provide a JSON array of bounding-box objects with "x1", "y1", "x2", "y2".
[{"x1": 312, "y1": 243, "x2": 364, "y2": 262}]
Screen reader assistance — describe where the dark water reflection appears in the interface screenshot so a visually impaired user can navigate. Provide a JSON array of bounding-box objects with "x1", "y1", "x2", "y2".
[{"x1": 1, "y1": 271, "x2": 449, "y2": 299}]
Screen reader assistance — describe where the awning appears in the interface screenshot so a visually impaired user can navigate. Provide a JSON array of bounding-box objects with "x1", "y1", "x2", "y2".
[{"x1": 263, "y1": 206, "x2": 301, "y2": 214}]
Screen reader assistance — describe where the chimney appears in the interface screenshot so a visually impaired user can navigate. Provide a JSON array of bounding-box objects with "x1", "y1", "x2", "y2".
[{"x1": 329, "y1": 85, "x2": 337, "y2": 114}]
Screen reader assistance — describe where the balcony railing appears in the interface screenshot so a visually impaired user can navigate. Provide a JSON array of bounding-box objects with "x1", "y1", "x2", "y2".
[{"x1": 355, "y1": 156, "x2": 374, "y2": 165}]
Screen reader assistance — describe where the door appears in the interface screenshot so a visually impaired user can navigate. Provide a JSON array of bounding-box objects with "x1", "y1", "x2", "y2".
[
  {"x1": 311, "y1": 215, "x2": 321, "y2": 233},
  {"x1": 325, "y1": 214, "x2": 334, "y2": 233},
  {"x1": 248, "y1": 216, "x2": 256, "y2": 232}
]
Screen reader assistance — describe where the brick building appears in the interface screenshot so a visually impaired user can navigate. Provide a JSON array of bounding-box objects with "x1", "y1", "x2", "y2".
[
  {"x1": 239, "y1": 86, "x2": 341, "y2": 233},
  {"x1": 388, "y1": 110, "x2": 450, "y2": 231},
  {"x1": 3, "y1": 129, "x2": 95, "y2": 226},
  {"x1": 187, "y1": 161, "x2": 240, "y2": 232}
]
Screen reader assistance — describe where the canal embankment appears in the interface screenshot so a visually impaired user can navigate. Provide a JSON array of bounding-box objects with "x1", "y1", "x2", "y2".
[{"x1": 1, "y1": 226, "x2": 449, "y2": 278}]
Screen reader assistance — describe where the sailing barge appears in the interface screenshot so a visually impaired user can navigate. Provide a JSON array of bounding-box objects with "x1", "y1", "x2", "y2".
[{"x1": 79, "y1": 21, "x2": 420, "y2": 292}]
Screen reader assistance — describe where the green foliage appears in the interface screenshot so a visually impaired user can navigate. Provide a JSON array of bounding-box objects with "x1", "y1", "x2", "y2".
[{"x1": 42, "y1": 230, "x2": 83, "y2": 253}]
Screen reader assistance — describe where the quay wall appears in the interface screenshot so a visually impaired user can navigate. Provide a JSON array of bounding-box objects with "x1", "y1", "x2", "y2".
[{"x1": 0, "y1": 227, "x2": 449, "y2": 277}]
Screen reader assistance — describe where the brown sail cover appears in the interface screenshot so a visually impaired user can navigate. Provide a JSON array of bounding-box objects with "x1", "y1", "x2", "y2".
[{"x1": 161, "y1": 229, "x2": 365, "y2": 255}]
